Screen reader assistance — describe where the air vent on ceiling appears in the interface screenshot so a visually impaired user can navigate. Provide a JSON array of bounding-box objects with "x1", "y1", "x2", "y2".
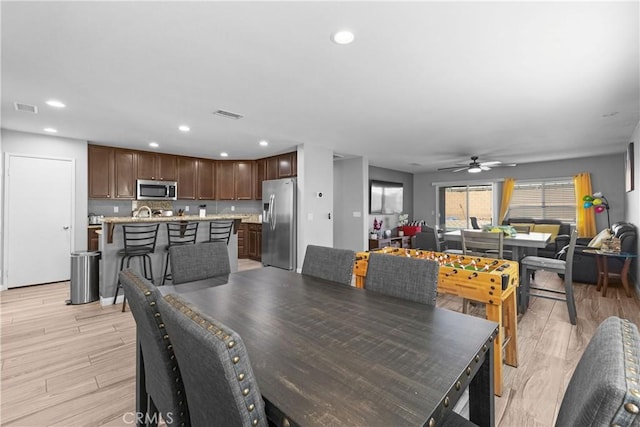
[
  {"x1": 213, "y1": 109, "x2": 243, "y2": 120},
  {"x1": 14, "y1": 102, "x2": 38, "y2": 113}
]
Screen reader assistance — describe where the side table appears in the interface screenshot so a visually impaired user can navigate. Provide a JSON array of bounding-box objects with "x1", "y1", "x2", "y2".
[{"x1": 584, "y1": 250, "x2": 637, "y2": 297}]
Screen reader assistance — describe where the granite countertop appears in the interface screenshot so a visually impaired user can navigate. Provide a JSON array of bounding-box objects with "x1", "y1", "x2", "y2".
[{"x1": 102, "y1": 213, "x2": 260, "y2": 224}]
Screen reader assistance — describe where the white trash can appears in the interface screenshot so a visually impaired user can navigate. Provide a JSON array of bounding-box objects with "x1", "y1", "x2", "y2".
[{"x1": 68, "y1": 251, "x2": 100, "y2": 304}]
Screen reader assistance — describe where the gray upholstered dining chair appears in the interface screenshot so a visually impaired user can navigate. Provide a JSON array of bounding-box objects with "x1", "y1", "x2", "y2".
[
  {"x1": 169, "y1": 241, "x2": 230, "y2": 284},
  {"x1": 365, "y1": 253, "x2": 439, "y2": 306},
  {"x1": 157, "y1": 293, "x2": 268, "y2": 427},
  {"x1": 520, "y1": 228, "x2": 578, "y2": 324},
  {"x1": 555, "y1": 316, "x2": 640, "y2": 426},
  {"x1": 119, "y1": 269, "x2": 190, "y2": 427},
  {"x1": 412, "y1": 226, "x2": 442, "y2": 252},
  {"x1": 301, "y1": 245, "x2": 356, "y2": 286}
]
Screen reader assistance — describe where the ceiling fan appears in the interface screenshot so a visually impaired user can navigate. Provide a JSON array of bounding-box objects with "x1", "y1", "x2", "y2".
[{"x1": 437, "y1": 156, "x2": 517, "y2": 173}]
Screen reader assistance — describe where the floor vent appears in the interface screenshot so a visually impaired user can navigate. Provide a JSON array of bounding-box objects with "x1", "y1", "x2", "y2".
[
  {"x1": 213, "y1": 109, "x2": 243, "y2": 120},
  {"x1": 14, "y1": 102, "x2": 38, "y2": 113}
]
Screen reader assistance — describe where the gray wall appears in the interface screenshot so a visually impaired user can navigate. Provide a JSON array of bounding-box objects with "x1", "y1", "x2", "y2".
[
  {"x1": 414, "y1": 153, "x2": 625, "y2": 232},
  {"x1": 625, "y1": 121, "x2": 639, "y2": 289},
  {"x1": 368, "y1": 166, "x2": 414, "y2": 233},
  {"x1": 334, "y1": 157, "x2": 368, "y2": 252},
  {"x1": 1, "y1": 129, "x2": 88, "y2": 288}
]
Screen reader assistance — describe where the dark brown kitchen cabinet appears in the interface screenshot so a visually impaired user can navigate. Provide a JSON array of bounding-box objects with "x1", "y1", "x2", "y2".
[
  {"x1": 196, "y1": 159, "x2": 215, "y2": 200},
  {"x1": 278, "y1": 152, "x2": 294, "y2": 178},
  {"x1": 88, "y1": 227, "x2": 99, "y2": 251},
  {"x1": 237, "y1": 223, "x2": 248, "y2": 259},
  {"x1": 88, "y1": 145, "x2": 113, "y2": 198},
  {"x1": 235, "y1": 161, "x2": 253, "y2": 200},
  {"x1": 254, "y1": 159, "x2": 266, "y2": 200},
  {"x1": 216, "y1": 161, "x2": 253, "y2": 200},
  {"x1": 88, "y1": 145, "x2": 135, "y2": 199},
  {"x1": 113, "y1": 149, "x2": 136, "y2": 199},
  {"x1": 266, "y1": 156, "x2": 278, "y2": 181},
  {"x1": 248, "y1": 223, "x2": 262, "y2": 261},
  {"x1": 136, "y1": 152, "x2": 177, "y2": 181},
  {"x1": 177, "y1": 157, "x2": 197, "y2": 200}
]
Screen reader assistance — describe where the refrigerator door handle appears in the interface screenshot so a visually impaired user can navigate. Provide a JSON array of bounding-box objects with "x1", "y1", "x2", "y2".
[{"x1": 271, "y1": 194, "x2": 277, "y2": 231}]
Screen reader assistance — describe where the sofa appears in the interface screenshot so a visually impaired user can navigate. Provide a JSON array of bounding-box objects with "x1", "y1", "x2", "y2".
[
  {"x1": 558, "y1": 222, "x2": 637, "y2": 284},
  {"x1": 502, "y1": 218, "x2": 573, "y2": 258}
]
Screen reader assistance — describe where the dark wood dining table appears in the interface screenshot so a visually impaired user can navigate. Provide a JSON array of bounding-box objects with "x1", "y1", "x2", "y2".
[{"x1": 144, "y1": 267, "x2": 498, "y2": 427}]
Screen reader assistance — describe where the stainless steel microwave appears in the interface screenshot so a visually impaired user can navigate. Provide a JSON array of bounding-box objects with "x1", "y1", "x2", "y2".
[{"x1": 137, "y1": 179, "x2": 178, "y2": 200}]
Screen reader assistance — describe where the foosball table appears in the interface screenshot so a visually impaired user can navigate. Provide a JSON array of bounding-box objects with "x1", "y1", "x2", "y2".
[{"x1": 354, "y1": 247, "x2": 519, "y2": 397}]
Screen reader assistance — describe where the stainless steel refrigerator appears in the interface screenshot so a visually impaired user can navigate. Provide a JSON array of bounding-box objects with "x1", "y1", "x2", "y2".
[{"x1": 262, "y1": 178, "x2": 297, "y2": 270}]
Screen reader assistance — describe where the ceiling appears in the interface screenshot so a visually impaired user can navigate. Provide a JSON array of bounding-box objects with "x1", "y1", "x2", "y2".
[{"x1": 2, "y1": 1, "x2": 639, "y2": 173}]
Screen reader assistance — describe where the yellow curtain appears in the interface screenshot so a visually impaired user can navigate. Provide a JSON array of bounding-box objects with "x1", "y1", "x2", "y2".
[
  {"x1": 499, "y1": 178, "x2": 515, "y2": 224},
  {"x1": 574, "y1": 172, "x2": 596, "y2": 237}
]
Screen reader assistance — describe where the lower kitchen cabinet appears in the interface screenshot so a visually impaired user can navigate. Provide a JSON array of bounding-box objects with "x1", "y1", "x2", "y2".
[
  {"x1": 88, "y1": 227, "x2": 100, "y2": 251},
  {"x1": 248, "y1": 223, "x2": 262, "y2": 261},
  {"x1": 238, "y1": 223, "x2": 248, "y2": 259}
]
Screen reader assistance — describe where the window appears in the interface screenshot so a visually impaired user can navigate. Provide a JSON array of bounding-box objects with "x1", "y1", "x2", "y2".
[
  {"x1": 508, "y1": 179, "x2": 576, "y2": 222},
  {"x1": 439, "y1": 184, "x2": 494, "y2": 230}
]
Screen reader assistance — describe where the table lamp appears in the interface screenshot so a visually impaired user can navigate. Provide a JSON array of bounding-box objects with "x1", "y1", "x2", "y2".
[{"x1": 582, "y1": 192, "x2": 611, "y2": 230}]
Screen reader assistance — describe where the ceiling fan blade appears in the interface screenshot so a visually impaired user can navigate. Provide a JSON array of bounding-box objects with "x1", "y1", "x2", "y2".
[
  {"x1": 480, "y1": 165, "x2": 491, "y2": 171},
  {"x1": 491, "y1": 163, "x2": 517, "y2": 168},
  {"x1": 479, "y1": 161, "x2": 501, "y2": 166},
  {"x1": 452, "y1": 167, "x2": 469, "y2": 172},
  {"x1": 437, "y1": 165, "x2": 466, "y2": 171}
]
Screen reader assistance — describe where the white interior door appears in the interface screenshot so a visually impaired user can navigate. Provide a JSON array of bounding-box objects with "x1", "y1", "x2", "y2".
[{"x1": 5, "y1": 154, "x2": 74, "y2": 288}]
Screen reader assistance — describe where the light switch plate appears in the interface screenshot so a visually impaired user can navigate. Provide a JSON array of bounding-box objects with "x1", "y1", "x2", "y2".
[{"x1": 113, "y1": 206, "x2": 119, "y2": 213}]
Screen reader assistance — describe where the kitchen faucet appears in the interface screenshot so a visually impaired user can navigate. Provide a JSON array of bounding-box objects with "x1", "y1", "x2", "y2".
[{"x1": 134, "y1": 206, "x2": 152, "y2": 218}]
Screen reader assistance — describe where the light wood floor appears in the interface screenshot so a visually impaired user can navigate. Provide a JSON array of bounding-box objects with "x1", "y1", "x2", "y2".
[{"x1": 2, "y1": 261, "x2": 638, "y2": 426}]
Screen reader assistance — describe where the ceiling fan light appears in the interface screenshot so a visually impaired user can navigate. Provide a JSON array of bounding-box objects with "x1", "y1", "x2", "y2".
[{"x1": 468, "y1": 166, "x2": 482, "y2": 173}]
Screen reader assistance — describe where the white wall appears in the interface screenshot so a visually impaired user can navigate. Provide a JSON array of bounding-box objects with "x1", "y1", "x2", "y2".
[
  {"x1": 333, "y1": 157, "x2": 368, "y2": 252},
  {"x1": 1, "y1": 129, "x2": 88, "y2": 288},
  {"x1": 296, "y1": 144, "x2": 334, "y2": 269}
]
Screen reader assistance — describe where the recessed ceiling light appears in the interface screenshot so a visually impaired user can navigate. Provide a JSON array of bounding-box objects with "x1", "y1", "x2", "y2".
[
  {"x1": 332, "y1": 30, "x2": 355, "y2": 45},
  {"x1": 149, "y1": 142, "x2": 159, "y2": 148},
  {"x1": 259, "y1": 140, "x2": 269, "y2": 147},
  {"x1": 178, "y1": 125, "x2": 190, "y2": 132},
  {"x1": 220, "y1": 152, "x2": 229, "y2": 157},
  {"x1": 46, "y1": 99, "x2": 66, "y2": 108},
  {"x1": 43, "y1": 127, "x2": 57, "y2": 133}
]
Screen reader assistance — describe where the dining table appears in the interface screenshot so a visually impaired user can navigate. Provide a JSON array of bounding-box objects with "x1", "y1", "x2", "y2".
[
  {"x1": 142, "y1": 267, "x2": 499, "y2": 427},
  {"x1": 443, "y1": 229, "x2": 552, "y2": 261}
]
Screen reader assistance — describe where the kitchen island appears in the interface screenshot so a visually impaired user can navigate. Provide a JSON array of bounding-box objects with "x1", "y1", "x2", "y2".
[{"x1": 98, "y1": 215, "x2": 253, "y2": 305}]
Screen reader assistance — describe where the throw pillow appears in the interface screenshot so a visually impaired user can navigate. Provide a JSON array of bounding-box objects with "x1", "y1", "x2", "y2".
[
  {"x1": 532, "y1": 224, "x2": 561, "y2": 242},
  {"x1": 588, "y1": 228, "x2": 613, "y2": 248}
]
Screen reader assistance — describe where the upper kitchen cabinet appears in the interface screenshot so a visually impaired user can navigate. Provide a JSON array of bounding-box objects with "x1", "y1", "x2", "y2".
[
  {"x1": 136, "y1": 151, "x2": 177, "y2": 181},
  {"x1": 196, "y1": 159, "x2": 216, "y2": 200},
  {"x1": 254, "y1": 159, "x2": 266, "y2": 200},
  {"x1": 88, "y1": 145, "x2": 136, "y2": 199},
  {"x1": 216, "y1": 160, "x2": 254, "y2": 200},
  {"x1": 177, "y1": 157, "x2": 198, "y2": 200},
  {"x1": 278, "y1": 152, "x2": 294, "y2": 177},
  {"x1": 88, "y1": 145, "x2": 113, "y2": 198}
]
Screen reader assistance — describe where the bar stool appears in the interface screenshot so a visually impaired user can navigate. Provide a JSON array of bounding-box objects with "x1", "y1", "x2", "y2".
[
  {"x1": 113, "y1": 223, "x2": 160, "y2": 312},
  {"x1": 162, "y1": 221, "x2": 199, "y2": 286},
  {"x1": 209, "y1": 220, "x2": 233, "y2": 244}
]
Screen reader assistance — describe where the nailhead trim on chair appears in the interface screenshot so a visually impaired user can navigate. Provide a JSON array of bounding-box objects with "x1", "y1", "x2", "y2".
[
  {"x1": 611, "y1": 318, "x2": 640, "y2": 426},
  {"x1": 121, "y1": 270, "x2": 188, "y2": 424},
  {"x1": 164, "y1": 294, "x2": 264, "y2": 427}
]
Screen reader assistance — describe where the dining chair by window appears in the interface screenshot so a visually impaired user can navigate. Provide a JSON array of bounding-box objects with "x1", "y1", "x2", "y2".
[
  {"x1": 412, "y1": 226, "x2": 442, "y2": 252},
  {"x1": 301, "y1": 245, "x2": 356, "y2": 286},
  {"x1": 119, "y1": 269, "x2": 189, "y2": 427},
  {"x1": 461, "y1": 230, "x2": 504, "y2": 258},
  {"x1": 113, "y1": 223, "x2": 160, "y2": 312},
  {"x1": 169, "y1": 241, "x2": 230, "y2": 284},
  {"x1": 157, "y1": 293, "x2": 268, "y2": 427},
  {"x1": 519, "y1": 228, "x2": 578, "y2": 325},
  {"x1": 365, "y1": 253, "x2": 439, "y2": 306},
  {"x1": 162, "y1": 221, "x2": 199, "y2": 286},
  {"x1": 209, "y1": 220, "x2": 234, "y2": 245},
  {"x1": 470, "y1": 217, "x2": 481, "y2": 229},
  {"x1": 555, "y1": 316, "x2": 639, "y2": 425}
]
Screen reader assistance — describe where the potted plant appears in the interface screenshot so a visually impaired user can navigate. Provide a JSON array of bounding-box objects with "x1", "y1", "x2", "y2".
[{"x1": 397, "y1": 214, "x2": 409, "y2": 236}]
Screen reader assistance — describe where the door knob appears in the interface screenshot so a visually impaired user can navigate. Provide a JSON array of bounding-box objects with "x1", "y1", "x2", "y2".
[{"x1": 63, "y1": 226, "x2": 70, "y2": 230}]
